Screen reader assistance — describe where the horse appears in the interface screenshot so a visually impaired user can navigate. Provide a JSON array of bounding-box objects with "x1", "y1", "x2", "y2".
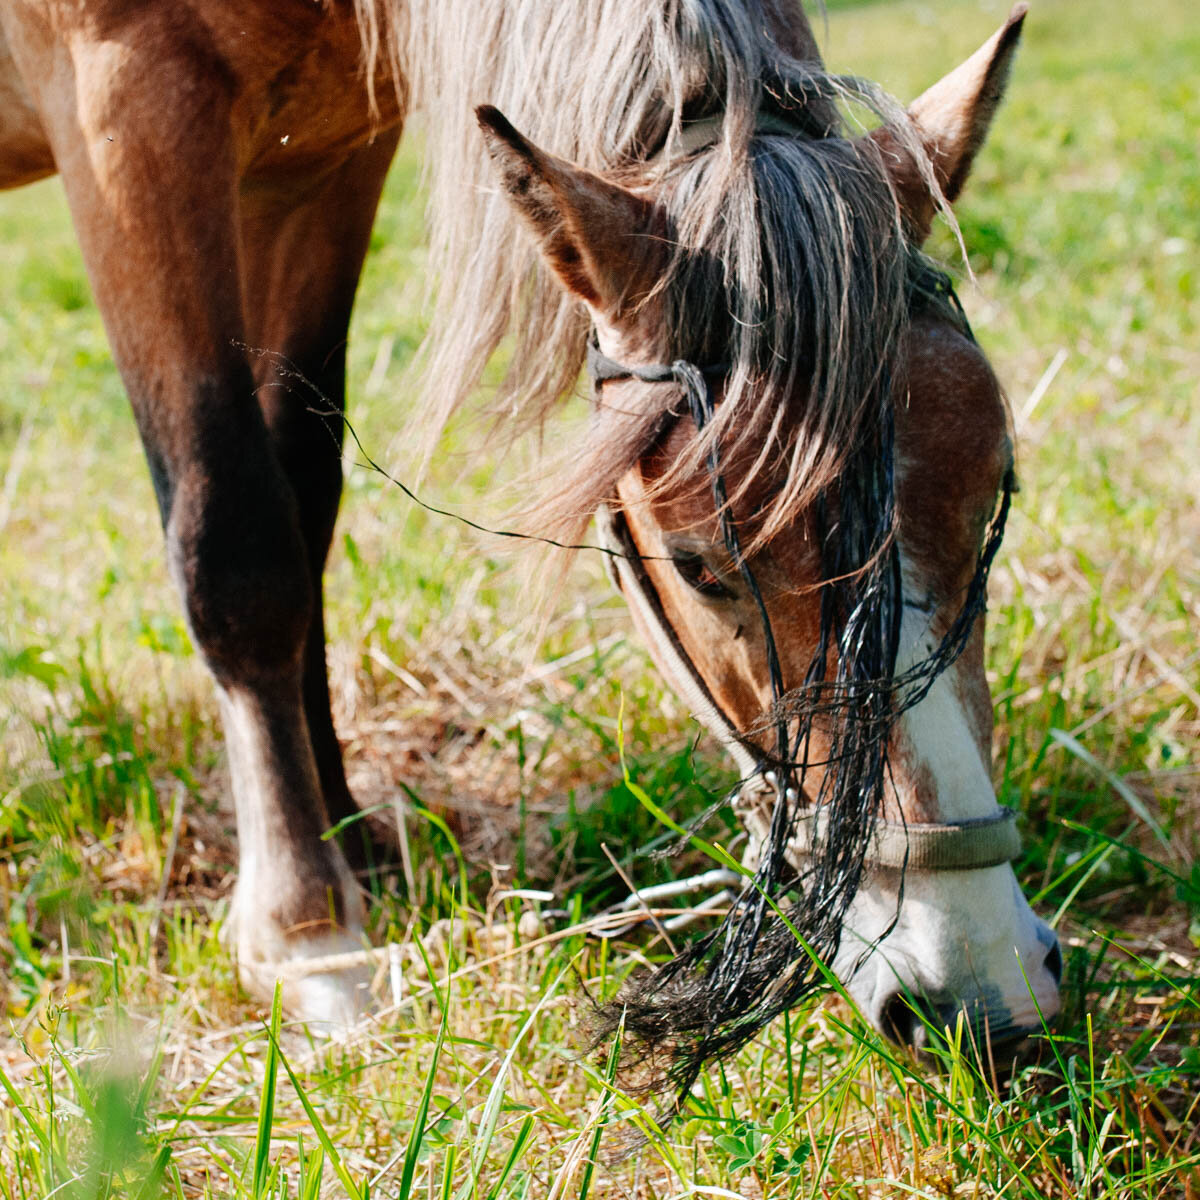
[{"x1": 0, "y1": 0, "x2": 1062, "y2": 1097}]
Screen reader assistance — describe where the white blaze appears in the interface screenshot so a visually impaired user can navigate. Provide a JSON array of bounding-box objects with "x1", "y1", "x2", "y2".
[{"x1": 833, "y1": 556, "x2": 1061, "y2": 1039}]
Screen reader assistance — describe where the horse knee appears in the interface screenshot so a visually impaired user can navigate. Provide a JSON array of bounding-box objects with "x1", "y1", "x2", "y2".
[{"x1": 166, "y1": 457, "x2": 314, "y2": 684}]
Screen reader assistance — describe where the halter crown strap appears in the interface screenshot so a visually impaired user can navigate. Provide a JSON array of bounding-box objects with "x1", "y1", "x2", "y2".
[{"x1": 586, "y1": 336, "x2": 724, "y2": 409}]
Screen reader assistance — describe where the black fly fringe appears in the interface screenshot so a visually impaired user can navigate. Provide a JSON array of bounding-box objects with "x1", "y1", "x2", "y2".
[{"x1": 590, "y1": 270, "x2": 1012, "y2": 1124}]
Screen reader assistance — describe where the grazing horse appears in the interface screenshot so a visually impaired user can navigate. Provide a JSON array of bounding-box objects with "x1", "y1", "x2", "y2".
[{"x1": 0, "y1": 0, "x2": 1061, "y2": 1085}]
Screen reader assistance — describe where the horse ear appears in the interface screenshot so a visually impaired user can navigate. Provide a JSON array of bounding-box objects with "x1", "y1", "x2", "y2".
[
  {"x1": 476, "y1": 105, "x2": 664, "y2": 322},
  {"x1": 872, "y1": 4, "x2": 1027, "y2": 242}
]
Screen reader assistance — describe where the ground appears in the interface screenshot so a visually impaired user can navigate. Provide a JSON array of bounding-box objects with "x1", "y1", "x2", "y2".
[{"x1": 1, "y1": 0, "x2": 1198, "y2": 1195}]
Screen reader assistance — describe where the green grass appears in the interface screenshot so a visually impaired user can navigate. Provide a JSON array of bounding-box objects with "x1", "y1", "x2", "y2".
[{"x1": 2, "y1": 0, "x2": 1198, "y2": 1195}]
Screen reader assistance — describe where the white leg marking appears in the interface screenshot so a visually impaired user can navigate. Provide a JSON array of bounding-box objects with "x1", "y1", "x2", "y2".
[{"x1": 219, "y1": 687, "x2": 372, "y2": 1032}]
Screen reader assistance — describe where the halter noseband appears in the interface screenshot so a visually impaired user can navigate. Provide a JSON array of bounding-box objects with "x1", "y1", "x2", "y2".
[{"x1": 588, "y1": 335, "x2": 1021, "y2": 875}]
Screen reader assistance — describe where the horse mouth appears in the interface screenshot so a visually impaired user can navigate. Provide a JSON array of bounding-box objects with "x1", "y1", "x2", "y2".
[{"x1": 886, "y1": 1008, "x2": 1053, "y2": 1079}]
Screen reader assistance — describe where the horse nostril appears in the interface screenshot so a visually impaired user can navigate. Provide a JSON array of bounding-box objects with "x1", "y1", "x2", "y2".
[
  {"x1": 1043, "y1": 937, "x2": 1063, "y2": 985},
  {"x1": 880, "y1": 992, "x2": 935, "y2": 1048}
]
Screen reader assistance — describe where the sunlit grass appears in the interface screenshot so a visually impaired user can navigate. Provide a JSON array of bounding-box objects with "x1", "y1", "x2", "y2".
[{"x1": 2, "y1": 0, "x2": 1197, "y2": 1195}]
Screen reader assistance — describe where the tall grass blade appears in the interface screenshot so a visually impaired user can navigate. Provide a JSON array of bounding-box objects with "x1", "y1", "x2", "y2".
[
  {"x1": 485, "y1": 1114, "x2": 534, "y2": 1200},
  {"x1": 439, "y1": 1145, "x2": 457, "y2": 1200},
  {"x1": 455, "y1": 965, "x2": 570, "y2": 1200},
  {"x1": 270, "y1": 1026, "x2": 364, "y2": 1200},
  {"x1": 397, "y1": 1001, "x2": 449, "y2": 1200},
  {"x1": 300, "y1": 1145, "x2": 325, "y2": 1200},
  {"x1": 576, "y1": 1022, "x2": 622, "y2": 1200},
  {"x1": 252, "y1": 983, "x2": 283, "y2": 1198},
  {"x1": 1049, "y1": 729, "x2": 1169, "y2": 846},
  {"x1": 133, "y1": 1145, "x2": 175, "y2": 1200},
  {"x1": 616, "y1": 696, "x2": 744, "y2": 873}
]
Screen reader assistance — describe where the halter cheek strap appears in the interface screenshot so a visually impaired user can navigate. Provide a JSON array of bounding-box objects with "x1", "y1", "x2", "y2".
[
  {"x1": 588, "y1": 336, "x2": 1022, "y2": 874},
  {"x1": 595, "y1": 504, "x2": 760, "y2": 778}
]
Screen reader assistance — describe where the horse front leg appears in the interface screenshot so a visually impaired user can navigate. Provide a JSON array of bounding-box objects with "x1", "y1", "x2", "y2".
[
  {"x1": 239, "y1": 128, "x2": 403, "y2": 877},
  {"x1": 5, "y1": 9, "x2": 369, "y2": 1025}
]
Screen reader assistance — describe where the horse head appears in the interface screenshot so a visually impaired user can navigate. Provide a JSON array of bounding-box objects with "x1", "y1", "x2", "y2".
[{"x1": 477, "y1": 5, "x2": 1060, "y2": 1091}]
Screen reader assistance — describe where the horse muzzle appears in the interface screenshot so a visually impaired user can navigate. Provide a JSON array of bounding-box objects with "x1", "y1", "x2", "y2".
[{"x1": 835, "y1": 864, "x2": 1064, "y2": 1064}]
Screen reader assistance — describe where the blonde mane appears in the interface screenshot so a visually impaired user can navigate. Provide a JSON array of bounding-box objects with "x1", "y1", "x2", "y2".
[{"x1": 356, "y1": 0, "x2": 940, "y2": 545}]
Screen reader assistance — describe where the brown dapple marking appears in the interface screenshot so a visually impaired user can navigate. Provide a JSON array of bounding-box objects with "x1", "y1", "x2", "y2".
[{"x1": 1, "y1": 0, "x2": 1059, "y2": 1071}]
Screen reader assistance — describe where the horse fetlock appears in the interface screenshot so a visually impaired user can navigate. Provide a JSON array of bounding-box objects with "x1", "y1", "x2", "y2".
[
  {"x1": 226, "y1": 872, "x2": 371, "y2": 1032},
  {"x1": 218, "y1": 678, "x2": 370, "y2": 1030},
  {"x1": 237, "y1": 930, "x2": 373, "y2": 1034}
]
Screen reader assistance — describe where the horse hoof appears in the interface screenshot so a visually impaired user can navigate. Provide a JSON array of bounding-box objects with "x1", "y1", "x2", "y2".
[{"x1": 235, "y1": 931, "x2": 374, "y2": 1035}]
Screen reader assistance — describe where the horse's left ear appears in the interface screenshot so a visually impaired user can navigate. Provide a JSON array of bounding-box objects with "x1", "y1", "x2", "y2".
[
  {"x1": 476, "y1": 105, "x2": 665, "y2": 323},
  {"x1": 871, "y1": 3, "x2": 1027, "y2": 242}
]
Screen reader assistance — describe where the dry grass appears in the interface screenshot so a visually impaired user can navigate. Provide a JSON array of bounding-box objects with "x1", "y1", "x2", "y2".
[{"x1": 2, "y1": 0, "x2": 1198, "y2": 1195}]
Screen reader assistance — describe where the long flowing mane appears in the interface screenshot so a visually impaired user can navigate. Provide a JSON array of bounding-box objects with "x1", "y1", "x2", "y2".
[
  {"x1": 352, "y1": 0, "x2": 938, "y2": 540},
  {"x1": 356, "y1": 0, "x2": 972, "y2": 1113}
]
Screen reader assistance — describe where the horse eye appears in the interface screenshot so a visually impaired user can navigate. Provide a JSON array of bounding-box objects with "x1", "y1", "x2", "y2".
[{"x1": 672, "y1": 552, "x2": 733, "y2": 599}]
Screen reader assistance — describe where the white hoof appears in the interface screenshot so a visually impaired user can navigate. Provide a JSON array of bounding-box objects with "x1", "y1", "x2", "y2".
[{"x1": 237, "y1": 929, "x2": 375, "y2": 1035}]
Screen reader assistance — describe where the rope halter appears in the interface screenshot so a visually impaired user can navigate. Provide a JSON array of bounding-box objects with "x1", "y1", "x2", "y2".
[{"x1": 588, "y1": 336, "x2": 1021, "y2": 876}]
